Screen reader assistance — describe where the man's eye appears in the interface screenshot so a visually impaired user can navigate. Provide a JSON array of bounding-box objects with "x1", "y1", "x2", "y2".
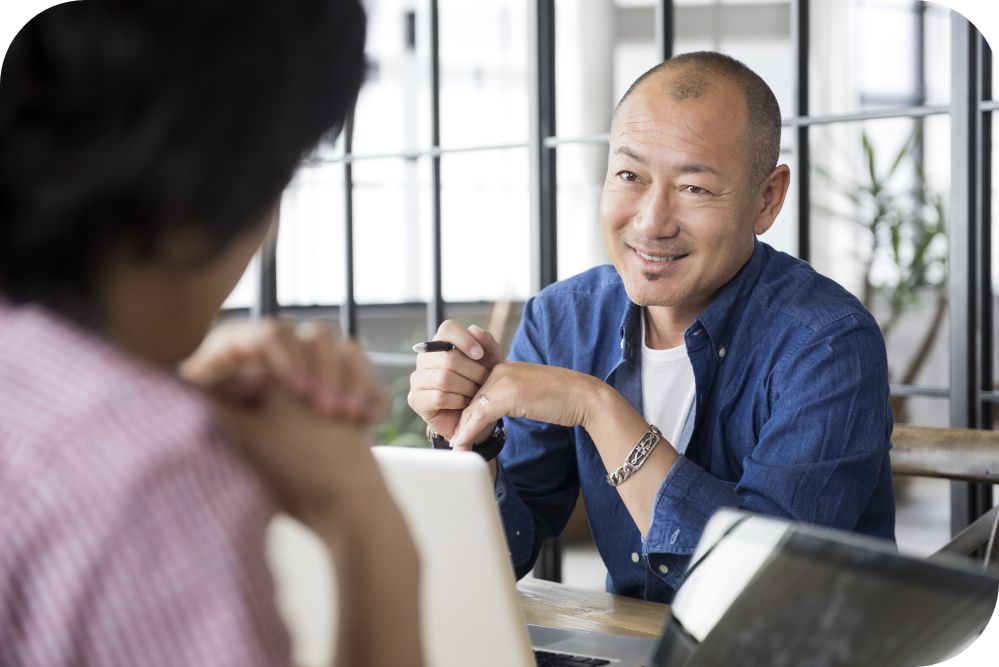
[
  {"x1": 618, "y1": 171, "x2": 639, "y2": 183},
  {"x1": 683, "y1": 185, "x2": 708, "y2": 195}
]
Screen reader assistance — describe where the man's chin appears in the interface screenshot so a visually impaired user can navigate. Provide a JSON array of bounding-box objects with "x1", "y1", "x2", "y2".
[{"x1": 622, "y1": 282, "x2": 686, "y2": 309}]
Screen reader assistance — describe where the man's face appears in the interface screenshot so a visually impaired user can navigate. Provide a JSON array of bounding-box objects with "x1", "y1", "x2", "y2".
[{"x1": 600, "y1": 74, "x2": 772, "y2": 322}]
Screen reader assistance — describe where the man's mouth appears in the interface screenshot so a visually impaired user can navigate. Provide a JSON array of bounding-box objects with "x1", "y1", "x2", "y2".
[{"x1": 633, "y1": 248, "x2": 688, "y2": 263}]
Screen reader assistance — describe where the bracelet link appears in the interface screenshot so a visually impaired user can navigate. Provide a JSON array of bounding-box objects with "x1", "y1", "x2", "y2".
[{"x1": 606, "y1": 425, "x2": 663, "y2": 487}]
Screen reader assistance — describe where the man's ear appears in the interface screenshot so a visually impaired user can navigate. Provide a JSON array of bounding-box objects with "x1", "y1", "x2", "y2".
[{"x1": 753, "y1": 164, "x2": 791, "y2": 235}]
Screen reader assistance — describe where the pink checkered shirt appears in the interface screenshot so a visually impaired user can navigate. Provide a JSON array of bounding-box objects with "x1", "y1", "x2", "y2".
[{"x1": 0, "y1": 303, "x2": 291, "y2": 666}]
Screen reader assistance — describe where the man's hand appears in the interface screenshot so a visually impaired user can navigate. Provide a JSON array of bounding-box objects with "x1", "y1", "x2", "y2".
[
  {"x1": 180, "y1": 318, "x2": 387, "y2": 425},
  {"x1": 447, "y1": 361, "x2": 599, "y2": 450},
  {"x1": 448, "y1": 358, "x2": 678, "y2": 535},
  {"x1": 407, "y1": 320, "x2": 503, "y2": 441}
]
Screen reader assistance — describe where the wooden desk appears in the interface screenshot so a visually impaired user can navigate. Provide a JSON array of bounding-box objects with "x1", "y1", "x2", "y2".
[{"x1": 517, "y1": 579, "x2": 670, "y2": 639}]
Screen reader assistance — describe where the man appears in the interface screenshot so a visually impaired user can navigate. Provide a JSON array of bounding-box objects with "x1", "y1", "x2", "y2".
[
  {"x1": 0, "y1": 2, "x2": 422, "y2": 665},
  {"x1": 408, "y1": 51, "x2": 894, "y2": 603}
]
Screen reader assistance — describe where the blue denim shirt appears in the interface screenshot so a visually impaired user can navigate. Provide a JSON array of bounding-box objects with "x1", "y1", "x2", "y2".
[{"x1": 495, "y1": 240, "x2": 895, "y2": 603}]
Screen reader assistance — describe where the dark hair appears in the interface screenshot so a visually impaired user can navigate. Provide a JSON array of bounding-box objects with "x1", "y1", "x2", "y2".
[
  {"x1": 617, "y1": 51, "x2": 782, "y2": 188},
  {"x1": 0, "y1": 0, "x2": 366, "y2": 318}
]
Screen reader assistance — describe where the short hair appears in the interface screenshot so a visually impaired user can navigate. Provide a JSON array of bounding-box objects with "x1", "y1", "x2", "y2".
[
  {"x1": 0, "y1": 0, "x2": 366, "y2": 320},
  {"x1": 616, "y1": 51, "x2": 782, "y2": 189}
]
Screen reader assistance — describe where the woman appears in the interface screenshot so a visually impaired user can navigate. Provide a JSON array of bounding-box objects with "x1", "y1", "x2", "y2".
[{"x1": 0, "y1": 1, "x2": 422, "y2": 665}]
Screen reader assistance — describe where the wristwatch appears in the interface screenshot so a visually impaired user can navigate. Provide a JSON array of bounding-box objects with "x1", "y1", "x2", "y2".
[{"x1": 426, "y1": 421, "x2": 506, "y2": 461}]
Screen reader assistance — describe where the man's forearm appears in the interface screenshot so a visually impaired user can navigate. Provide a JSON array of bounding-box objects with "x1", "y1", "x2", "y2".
[{"x1": 580, "y1": 378, "x2": 679, "y2": 536}]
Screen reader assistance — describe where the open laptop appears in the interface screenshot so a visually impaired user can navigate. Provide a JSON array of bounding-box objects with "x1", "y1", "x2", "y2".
[
  {"x1": 373, "y1": 446, "x2": 999, "y2": 667},
  {"x1": 373, "y1": 445, "x2": 657, "y2": 667},
  {"x1": 654, "y1": 509, "x2": 999, "y2": 666}
]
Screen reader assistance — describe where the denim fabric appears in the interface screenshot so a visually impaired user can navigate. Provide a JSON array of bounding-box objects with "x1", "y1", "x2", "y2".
[{"x1": 495, "y1": 240, "x2": 895, "y2": 603}]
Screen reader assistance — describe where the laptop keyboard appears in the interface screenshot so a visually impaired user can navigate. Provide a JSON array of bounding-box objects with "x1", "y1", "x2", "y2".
[{"x1": 533, "y1": 649, "x2": 611, "y2": 666}]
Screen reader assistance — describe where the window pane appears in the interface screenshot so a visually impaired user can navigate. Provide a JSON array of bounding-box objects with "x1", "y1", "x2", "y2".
[
  {"x1": 351, "y1": 157, "x2": 432, "y2": 305},
  {"x1": 440, "y1": 149, "x2": 531, "y2": 302},
  {"x1": 222, "y1": 255, "x2": 259, "y2": 310},
  {"x1": 810, "y1": 115, "x2": 951, "y2": 409},
  {"x1": 766, "y1": 141, "x2": 798, "y2": 256},
  {"x1": 554, "y1": 1, "x2": 792, "y2": 139},
  {"x1": 373, "y1": 357, "x2": 424, "y2": 445},
  {"x1": 674, "y1": 0, "x2": 794, "y2": 117},
  {"x1": 921, "y1": 2, "x2": 952, "y2": 107},
  {"x1": 993, "y1": 48, "x2": 999, "y2": 102},
  {"x1": 439, "y1": 0, "x2": 529, "y2": 148},
  {"x1": 352, "y1": 0, "x2": 431, "y2": 155},
  {"x1": 557, "y1": 142, "x2": 609, "y2": 281},
  {"x1": 277, "y1": 163, "x2": 347, "y2": 306},
  {"x1": 555, "y1": 0, "x2": 622, "y2": 138},
  {"x1": 810, "y1": 0, "x2": 950, "y2": 116}
]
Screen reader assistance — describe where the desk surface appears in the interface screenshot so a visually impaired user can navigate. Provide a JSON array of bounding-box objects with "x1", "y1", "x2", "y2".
[{"x1": 517, "y1": 579, "x2": 670, "y2": 639}]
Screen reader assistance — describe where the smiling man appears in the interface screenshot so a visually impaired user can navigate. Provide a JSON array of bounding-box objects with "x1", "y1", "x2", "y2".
[{"x1": 408, "y1": 51, "x2": 895, "y2": 603}]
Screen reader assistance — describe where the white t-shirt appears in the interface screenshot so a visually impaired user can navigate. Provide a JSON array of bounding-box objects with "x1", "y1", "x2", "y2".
[{"x1": 640, "y1": 319, "x2": 696, "y2": 454}]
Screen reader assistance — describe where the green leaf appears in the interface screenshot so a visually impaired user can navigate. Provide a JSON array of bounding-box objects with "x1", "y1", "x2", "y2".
[
  {"x1": 862, "y1": 132, "x2": 881, "y2": 196},
  {"x1": 886, "y1": 129, "x2": 916, "y2": 180}
]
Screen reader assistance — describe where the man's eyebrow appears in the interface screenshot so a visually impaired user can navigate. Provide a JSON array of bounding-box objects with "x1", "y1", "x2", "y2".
[
  {"x1": 677, "y1": 163, "x2": 719, "y2": 176},
  {"x1": 613, "y1": 146, "x2": 720, "y2": 176},
  {"x1": 613, "y1": 145, "x2": 645, "y2": 163}
]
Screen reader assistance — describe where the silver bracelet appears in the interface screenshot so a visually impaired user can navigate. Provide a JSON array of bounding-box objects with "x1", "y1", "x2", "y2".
[{"x1": 606, "y1": 425, "x2": 663, "y2": 487}]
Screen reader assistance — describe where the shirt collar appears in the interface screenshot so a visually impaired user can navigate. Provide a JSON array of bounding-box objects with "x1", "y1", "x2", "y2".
[{"x1": 692, "y1": 238, "x2": 767, "y2": 352}]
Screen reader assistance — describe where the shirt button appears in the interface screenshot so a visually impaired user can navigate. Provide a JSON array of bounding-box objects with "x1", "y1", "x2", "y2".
[
  {"x1": 631, "y1": 552, "x2": 640, "y2": 563},
  {"x1": 718, "y1": 346, "x2": 727, "y2": 359},
  {"x1": 658, "y1": 564, "x2": 669, "y2": 575}
]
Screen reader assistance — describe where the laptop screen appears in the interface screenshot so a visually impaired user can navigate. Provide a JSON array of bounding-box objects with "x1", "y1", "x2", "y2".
[{"x1": 650, "y1": 511, "x2": 999, "y2": 667}]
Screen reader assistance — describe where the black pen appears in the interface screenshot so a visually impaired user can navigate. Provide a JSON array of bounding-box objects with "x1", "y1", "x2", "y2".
[{"x1": 411, "y1": 340, "x2": 455, "y2": 353}]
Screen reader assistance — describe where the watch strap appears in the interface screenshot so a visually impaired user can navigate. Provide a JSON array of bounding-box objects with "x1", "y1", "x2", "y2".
[{"x1": 427, "y1": 421, "x2": 506, "y2": 462}]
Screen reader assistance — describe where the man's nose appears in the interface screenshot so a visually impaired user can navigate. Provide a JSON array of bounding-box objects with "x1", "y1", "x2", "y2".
[{"x1": 635, "y1": 186, "x2": 681, "y2": 237}]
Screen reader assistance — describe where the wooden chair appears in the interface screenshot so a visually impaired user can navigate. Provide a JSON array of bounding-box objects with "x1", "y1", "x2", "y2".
[{"x1": 891, "y1": 424, "x2": 999, "y2": 569}]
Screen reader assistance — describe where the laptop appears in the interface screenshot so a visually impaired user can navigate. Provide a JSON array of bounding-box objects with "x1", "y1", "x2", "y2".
[
  {"x1": 654, "y1": 509, "x2": 999, "y2": 666},
  {"x1": 372, "y1": 446, "x2": 999, "y2": 667},
  {"x1": 372, "y1": 445, "x2": 658, "y2": 667}
]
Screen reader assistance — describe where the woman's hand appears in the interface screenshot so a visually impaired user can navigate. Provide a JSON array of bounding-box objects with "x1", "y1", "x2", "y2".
[{"x1": 180, "y1": 317, "x2": 387, "y2": 425}]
